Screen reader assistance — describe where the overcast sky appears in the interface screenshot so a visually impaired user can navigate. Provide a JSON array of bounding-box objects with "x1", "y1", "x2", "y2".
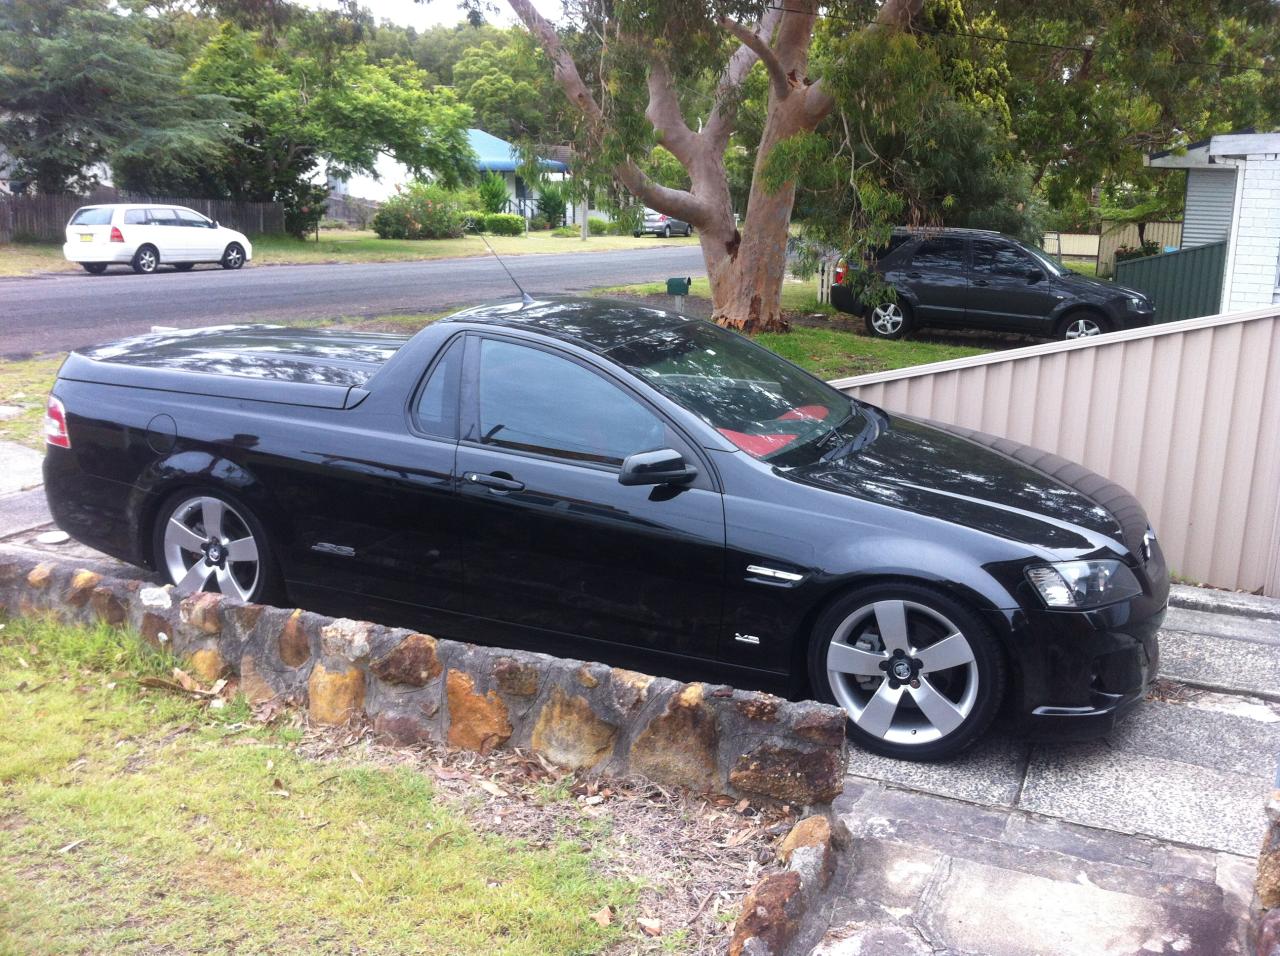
[{"x1": 303, "y1": 0, "x2": 564, "y2": 30}]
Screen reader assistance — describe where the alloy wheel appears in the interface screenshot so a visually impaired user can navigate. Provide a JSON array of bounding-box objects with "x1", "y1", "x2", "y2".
[
  {"x1": 135, "y1": 248, "x2": 158, "y2": 273},
  {"x1": 871, "y1": 303, "x2": 904, "y2": 336},
  {"x1": 162, "y1": 495, "x2": 261, "y2": 601},
  {"x1": 1064, "y1": 316, "x2": 1102, "y2": 339},
  {"x1": 825, "y1": 600, "x2": 979, "y2": 746},
  {"x1": 223, "y1": 244, "x2": 244, "y2": 269}
]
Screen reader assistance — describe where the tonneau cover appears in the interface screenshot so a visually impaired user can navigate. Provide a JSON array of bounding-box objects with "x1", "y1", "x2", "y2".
[{"x1": 61, "y1": 325, "x2": 409, "y2": 409}]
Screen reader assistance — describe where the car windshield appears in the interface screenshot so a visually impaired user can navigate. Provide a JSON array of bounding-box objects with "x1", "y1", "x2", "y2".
[
  {"x1": 69, "y1": 207, "x2": 113, "y2": 226},
  {"x1": 1023, "y1": 243, "x2": 1066, "y2": 276},
  {"x1": 604, "y1": 320, "x2": 863, "y2": 462}
]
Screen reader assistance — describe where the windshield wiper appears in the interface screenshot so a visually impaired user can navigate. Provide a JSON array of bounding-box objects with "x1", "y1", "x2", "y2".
[{"x1": 819, "y1": 410, "x2": 881, "y2": 462}]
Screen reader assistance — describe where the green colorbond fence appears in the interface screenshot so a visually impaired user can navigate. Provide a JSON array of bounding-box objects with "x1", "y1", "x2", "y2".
[{"x1": 1113, "y1": 241, "x2": 1227, "y2": 323}]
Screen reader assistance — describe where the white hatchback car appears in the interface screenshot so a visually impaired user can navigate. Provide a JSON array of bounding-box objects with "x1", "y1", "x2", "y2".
[{"x1": 63, "y1": 204, "x2": 253, "y2": 275}]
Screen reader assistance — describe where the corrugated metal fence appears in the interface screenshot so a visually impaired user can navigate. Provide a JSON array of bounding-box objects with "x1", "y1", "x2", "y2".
[
  {"x1": 1097, "y1": 221, "x2": 1183, "y2": 277},
  {"x1": 831, "y1": 306, "x2": 1280, "y2": 596},
  {"x1": 0, "y1": 192, "x2": 285, "y2": 242},
  {"x1": 1114, "y1": 242, "x2": 1227, "y2": 322}
]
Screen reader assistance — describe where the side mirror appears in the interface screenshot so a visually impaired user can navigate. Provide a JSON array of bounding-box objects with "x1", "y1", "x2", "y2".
[
  {"x1": 619, "y1": 448, "x2": 697, "y2": 486},
  {"x1": 211, "y1": 220, "x2": 220, "y2": 229},
  {"x1": 1027, "y1": 268, "x2": 1045, "y2": 284}
]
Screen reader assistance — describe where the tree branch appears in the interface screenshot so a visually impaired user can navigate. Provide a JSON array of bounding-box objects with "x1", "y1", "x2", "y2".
[
  {"x1": 645, "y1": 58, "x2": 699, "y2": 167},
  {"x1": 804, "y1": 0, "x2": 925, "y2": 123},
  {"x1": 704, "y1": 7, "x2": 783, "y2": 149},
  {"x1": 507, "y1": 0, "x2": 605, "y2": 135},
  {"x1": 719, "y1": 18, "x2": 789, "y2": 100}
]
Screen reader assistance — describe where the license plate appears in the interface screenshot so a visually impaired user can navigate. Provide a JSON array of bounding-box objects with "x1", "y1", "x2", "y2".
[{"x1": 79, "y1": 234, "x2": 93, "y2": 242}]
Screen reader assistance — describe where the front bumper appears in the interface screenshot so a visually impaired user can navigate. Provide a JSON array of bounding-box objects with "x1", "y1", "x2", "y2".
[
  {"x1": 983, "y1": 594, "x2": 1165, "y2": 740},
  {"x1": 1112, "y1": 306, "x2": 1157, "y2": 331}
]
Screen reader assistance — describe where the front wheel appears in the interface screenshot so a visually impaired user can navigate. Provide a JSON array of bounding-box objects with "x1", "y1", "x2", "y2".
[
  {"x1": 221, "y1": 243, "x2": 245, "y2": 270},
  {"x1": 865, "y1": 299, "x2": 913, "y2": 339},
  {"x1": 152, "y1": 490, "x2": 279, "y2": 604},
  {"x1": 662, "y1": 224, "x2": 671, "y2": 239},
  {"x1": 807, "y1": 584, "x2": 1006, "y2": 760},
  {"x1": 1057, "y1": 312, "x2": 1108, "y2": 340},
  {"x1": 82, "y1": 263, "x2": 108, "y2": 275}
]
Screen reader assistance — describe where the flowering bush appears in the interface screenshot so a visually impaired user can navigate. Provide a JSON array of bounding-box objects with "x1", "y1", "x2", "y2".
[
  {"x1": 1114, "y1": 241, "x2": 1160, "y2": 263},
  {"x1": 371, "y1": 182, "x2": 466, "y2": 240}
]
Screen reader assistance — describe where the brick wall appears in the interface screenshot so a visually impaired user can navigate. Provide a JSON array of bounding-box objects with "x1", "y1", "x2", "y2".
[{"x1": 1227, "y1": 155, "x2": 1280, "y2": 311}]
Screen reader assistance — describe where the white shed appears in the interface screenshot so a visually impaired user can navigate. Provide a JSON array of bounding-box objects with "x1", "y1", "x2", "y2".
[{"x1": 1148, "y1": 131, "x2": 1280, "y2": 311}]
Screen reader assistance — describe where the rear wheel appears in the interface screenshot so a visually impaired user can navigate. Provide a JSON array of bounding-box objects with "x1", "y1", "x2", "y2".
[
  {"x1": 1057, "y1": 311, "x2": 1108, "y2": 340},
  {"x1": 173, "y1": 263, "x2": 194, "y2": 272},
  {"x1": 153, "y1": 490, "x2": 279, "y2": 604},
  {"x1": 662, "y1": 224, "x2": 671, "y2": 238},
  {"x1": 865, "y1": 299, "x2": 913, "y2": 340},
  {"x1": 82, "y1": 263, "x2": 108, "y2": 275},
  {"x1": 807, "y1": 583, "x2": 1005, "y2": 760},
  {"x1": 221, "y1": 243, "x2": 245, "y2": 270},
  {"x1": 131, "y1": 245, "x2": 159, "y2": 274}
]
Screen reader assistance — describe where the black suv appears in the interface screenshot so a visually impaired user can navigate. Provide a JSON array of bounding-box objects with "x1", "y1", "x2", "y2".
[{"x1": 831, "y1": 228, "x2": 1156, "y2": 341}]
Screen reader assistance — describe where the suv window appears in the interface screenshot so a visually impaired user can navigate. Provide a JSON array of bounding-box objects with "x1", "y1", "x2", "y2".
[
  {"x1": 123, "y1": 208, "x2": 148, "y2": 224},
  {"x1": 176, "y1": 208, "x2": 210, "y2": 228},
  {"x1": 972, "y1": 240, "x2": 1035, "y2": 277},
  {"x1": 910, "y1": 236, "x2": 967, "y2": 270},
  {"x1": 69, "y1": 207, "x2": 113, "y2": 226},
  {"x1": 148, "y1": 208, "x2": 180, "y2": 226},
  {"x1": 414, "y1": 337, "x2": 463, "y2": 439},
  {"x1": 476, "y1": 338, "x2": 665, "y2": 466}
]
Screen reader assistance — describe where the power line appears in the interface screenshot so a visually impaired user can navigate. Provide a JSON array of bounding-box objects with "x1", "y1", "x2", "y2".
[{"x1": 762, "y1": 2, "x2": 1280, "y2": 77}]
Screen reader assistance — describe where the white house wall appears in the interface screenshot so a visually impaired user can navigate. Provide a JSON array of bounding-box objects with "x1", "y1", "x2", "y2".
[{"x1": 1224, "y1": 153, "x2": 1280, "y2": 310}]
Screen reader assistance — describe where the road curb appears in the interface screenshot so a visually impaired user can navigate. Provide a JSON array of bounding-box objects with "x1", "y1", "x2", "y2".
[{"x1": 1169, "y1": 584, "x2": 1280, "y2": 622}]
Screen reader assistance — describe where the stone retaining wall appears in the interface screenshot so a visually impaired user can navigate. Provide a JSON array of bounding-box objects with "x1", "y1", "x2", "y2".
[
  {"x1": 1256, "y1": 788, "x2": 1280, "y2": 955},
  {"x1": 0, "y1": 556, "x2": 848, "y2": 806}
]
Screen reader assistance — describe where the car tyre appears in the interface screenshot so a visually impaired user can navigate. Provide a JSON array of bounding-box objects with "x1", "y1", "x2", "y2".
[
  {"x1": 173, "y1": 263, "x2": 195, "y2": 272},
  {"x1": 662, "y1": 224, "x2": 671, "y2": 239},
  {"x1": 1056, "y1": 311, "x2": 1108, "y2": 340},
  {"x1": 82, "y1": 263, "x2": 108, "y2": 275},
  {"x1": 685, "y1": 225, "x2": 693, "y2": 237},
  {"x1": 131, "y1": 245, "x2": 159, "y2": 275},
  {"x1": 807, "y1": 583, "x2": 1006, "y2": 761},
  {"x1": 633, "y1": 230, "x2": 642, "y2": 238},
  {"x1": 221, "y1": 242, "x2": 246, "y2": 270},
  {"x1": 152, "y1": 489, "x2": 281, "y2": 605},
  {"x1": 864, "y1": 299, "x2": 914, "y2": 340}
]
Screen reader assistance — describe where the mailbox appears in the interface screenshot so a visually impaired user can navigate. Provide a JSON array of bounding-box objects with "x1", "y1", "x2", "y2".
[{"x1": 666, "y1": 276, "x2": 692, "y2": 296}]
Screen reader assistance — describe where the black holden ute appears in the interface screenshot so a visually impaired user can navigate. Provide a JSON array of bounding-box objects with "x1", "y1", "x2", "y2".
[
  {"x1": 831, "y1": 227, "x2": 1157, "y2": 341},
  {"x1": 42, "y1": 298, "x2": 1168, "y2": 760}
]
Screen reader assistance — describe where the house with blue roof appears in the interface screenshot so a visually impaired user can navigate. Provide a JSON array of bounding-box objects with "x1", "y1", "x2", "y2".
[{"x1": 326, "y1": 128, "x2": 569, "y2": 213}]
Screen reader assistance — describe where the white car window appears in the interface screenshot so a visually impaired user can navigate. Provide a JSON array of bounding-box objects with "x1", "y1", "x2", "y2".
[
  {"x1": 123, "y1": 209, "x2": 147, "y2": 225},
  {"x1": 177, "y1": 209, "x2": 211, "y2": 228},
  {"x1": 69, "y1": 207, "x2": 113, "y2": 226}
]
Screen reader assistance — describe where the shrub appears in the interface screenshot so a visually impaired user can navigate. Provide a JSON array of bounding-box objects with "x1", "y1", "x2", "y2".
[
  {"x1": 370, "y1": 182, "x2": 466, "y2": 240},
  {"x1": 536, "y1": 183, "x2": 567, "y2": 228},
  {"x1": 478, "y1": 172, "x2": 510, "y2": 214},
  {"x1": 461, "y1": 209, "x2": 486, "y2": 233},
  {"x1": 318, "y1": 217, "x2": 348, "y2": 230},
  {"x1": 610, "y1": 205, "x2": 643, "y2": 236},
  {"x1": 552, "y1": 225, "x2": 578, "y2": 238},
  {"x1": 588, "y1": 216, "x2": 611, "y2": 236},
  {"x1": 528, "y1": 214, "x2": 549, "y2": 231},
  {"x1": 484, "y1": 213, "x2": 525, "y2": 236},
  {"x1": 1114, "y1": 241, "x2": 1160, "y2": 263}
]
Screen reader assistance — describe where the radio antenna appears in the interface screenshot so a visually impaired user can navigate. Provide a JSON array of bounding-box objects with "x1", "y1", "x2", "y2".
[{"x1": 477, "y1": 231, "x2": 533, "y2": 305}]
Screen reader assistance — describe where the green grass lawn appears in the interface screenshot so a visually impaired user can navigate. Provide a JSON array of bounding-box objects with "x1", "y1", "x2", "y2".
[
  {"x1": 0, "y1": 354, "x2": 64, "y2": 449},
  {"x1": 0, "y1": 230, "x2": 696, "y2": 277},
  {"x1": 1063, "y1": 259, "x2": 1100, "y2": 278},
  {"x1": 0, "y1": 616, "x2": 631, "y2": 955}
]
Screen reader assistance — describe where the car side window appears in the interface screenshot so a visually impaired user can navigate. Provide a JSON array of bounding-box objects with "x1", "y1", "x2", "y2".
[
  {"x1": 148, "y1": 208, "x2": 180, "y2": 226},
  {"x1": 972, "y1": 240, "x2": 1034, "y2": 277},
  {"x1": 176, "y1": 209, "x2": 209, "y2": 228},
  {"x1": 475, "y1": 338, "x2": 666, "y2": 467},
  {"x1": 910, "y1": 237, "x2": 967, "y2": 271},
  {"x1": 123, "y1": 209, "x2": 148, "y2": 225},
  {"x1": 414, "y1": 337, "x2": 463, "y2": 439}
]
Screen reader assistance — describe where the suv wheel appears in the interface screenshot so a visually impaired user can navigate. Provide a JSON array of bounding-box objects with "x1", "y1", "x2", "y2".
[
  {"x1": 1058, "y1": 312, "x2": 1108, "y2": 340},
  {"x1": 808, "y1": 584, "x2": 1005, "y2": 760},
  {"x1": 154, "y1": 490, "x2": 279, "y2": 603},
  {"x1": 865, "y1": 300, "x2": 913, "y2": 339}
]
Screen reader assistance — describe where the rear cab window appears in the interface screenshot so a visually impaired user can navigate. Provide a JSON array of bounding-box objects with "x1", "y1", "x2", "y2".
[
  {"x1": 909, "y1": 236, "x2": 968, "y2": 271},
  {"x1": 69, "y1": 207, "x2": 114, "y2": 226}
]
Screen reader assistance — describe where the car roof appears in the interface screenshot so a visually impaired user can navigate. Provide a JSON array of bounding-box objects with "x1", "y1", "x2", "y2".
[
  {"x1": 891, "y1": 226, "x2": 1008, "y2": 239},
  {"x1": 439, "y1": 296, "x2": 703, "y2": 356}
]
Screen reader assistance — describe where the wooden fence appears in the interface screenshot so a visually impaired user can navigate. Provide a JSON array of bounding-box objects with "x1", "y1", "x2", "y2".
[
  {"x1": 0, "y1": 191, "x2": 285, "y2": 242},
  {"x1": 1097, "y1": 220, "x2": 1183, "y2": 277}
]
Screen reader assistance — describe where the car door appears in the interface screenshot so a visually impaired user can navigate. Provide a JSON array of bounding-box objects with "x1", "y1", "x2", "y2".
[
  {"x1": 888, "y1": 236, "x2": 970, "y2": 324},
  {"x1": 147, "y1": 207, "x2": 186, "y2": 259},
  {"x1": 453, "y1": 333, "x2": 726, "y2": 659},
  {"x1": 175, "y1": 207, "x2": 221, "y2": 260},
  {"x1": 968, "y1": 238, "x2": 1062, "y2": 333}
]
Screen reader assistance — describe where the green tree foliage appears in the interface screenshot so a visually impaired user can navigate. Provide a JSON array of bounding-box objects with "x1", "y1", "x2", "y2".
[
  {"x1": 370, "y1": 181, "x2": 467, "y2": 239},
  {"x1": 0, "y1": 0, "x2": 240, "y2": 193},
  {"x1": 453, "y1": 34, "x2": 568, "y2": 143},
  {"x1": 477, "y1": 172, "x2": 510, "y2": 213}
]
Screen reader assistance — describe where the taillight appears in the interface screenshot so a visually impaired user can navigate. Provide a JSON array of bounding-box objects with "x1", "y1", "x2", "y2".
[
  {"x1": 658, "y1": 215, "x2": 668, "y2": 222},
  {"x1": 110, "y1": 226, "x2": 124, "y2": 242},
  {"x1": 45, "y1": 396, "x2": 71, "y2": 448},
  {"x1": 834, "y1": 260, "x2": 846, "y2": 284}
]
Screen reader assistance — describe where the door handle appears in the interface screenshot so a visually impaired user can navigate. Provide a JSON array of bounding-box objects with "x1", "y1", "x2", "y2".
[
  {"x1": 973, "y1": 278, "x2": 990, "y2": 286},
  {"x1": 463, "y1": 471, "x2": 525, "y2": 492},
  {"x1": 907, "y1": 271, "x2": 922, "y2": 278}
]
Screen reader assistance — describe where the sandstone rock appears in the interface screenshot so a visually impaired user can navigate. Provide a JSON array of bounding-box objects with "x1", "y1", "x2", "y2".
[
  {"x1": 180, "y1": 592, "x2": 223, "y2": 634},
  {"x1": 630, "y1": 684, "x2": 719, "y2": 792},
  {"x1": 372, "y1": 633, "x2": 441, "y2": 687},
  {"x1": 1255, "y1": 907, "x2": 1280, "y2": 956},
  {"x1": 89, "y1": 587, "x2": 127, "y2": 627},
  {"x1": 531, "y1": 688, "x2": 618, "y2": 770},
  {"x1": 734, "y1": 693, "x2": 780, "y2": 723},
  {"x1": 778, "y1": 815, "x2": 837, "y2": 890},
  {"x1": 26, "y1": 563, "x2": 54, "y2": 588},
  {"x1": 278, "y1": 609, "x2": 312, "y2": 668},
  {"x1": 493, "y1": 657, "x2": 539, "y2": 697},
  {"x1": 728, "y1": 870, "x2": 803, "y2": 956},
  {"x1": 226, "y1": 603, "x2": 265, "y2": 634},
  {"x1": 139, "y1": 586, "x2": 173, "y2": 609},
  {"x1": 611, "y1": 668, "x2": 654, "y2": 712},
  {"x1": 308, "y1": 662, "x2": 366, "y2": 725},
  {"x1": 65, "y1": 570, "x2": 102, "y2": 607},
  {"x1": 445, "y1": 670, "x2": 512, "y2": 752},
  {"x1": 791, "y1": 706, "x2": 847, "y2": 748},
  {"x1": 374, "y1": 711, "x2": 434, "y2": 746},
  {"x1": 187, "y1": 648, "x2": 227, "y2": 682},
  {"x1": 0, "y1": 560, "x2": 23, "y2": 584},
  {"x1": 1259, "y1": 818, "x2": 1280, "y2": 909},
  {"x1": 575, "y1": 664, "x2": 602, "y2": 689},
  {"x1": 319, "y1": 618, "x2": 373, "y2": 662},
  {"x1": 140, "y1": 612, "x2": 172, "y2": 648},
  {"x1": 239, "y1": 654, "x2": 277, "y2": 704},
  {"x1": 778, "y1": 815, "x2": 833, "y2": 864},
  {"x1": 729, "y1": 744, "x2": 844, "y2": 805}
]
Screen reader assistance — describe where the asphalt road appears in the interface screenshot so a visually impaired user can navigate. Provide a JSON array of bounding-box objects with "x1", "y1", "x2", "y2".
[{"x1": 0, "y1": 245, "x2": 706, "y2": 357}]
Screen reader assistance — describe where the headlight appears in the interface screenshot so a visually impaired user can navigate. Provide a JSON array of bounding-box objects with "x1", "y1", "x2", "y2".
[
  {"x1": 1125, "y1": 294, "x2": 1148, "y2": 311},
  {"x1": 1025, "y1": 560, "x2": 1142, "y2": 609}
]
